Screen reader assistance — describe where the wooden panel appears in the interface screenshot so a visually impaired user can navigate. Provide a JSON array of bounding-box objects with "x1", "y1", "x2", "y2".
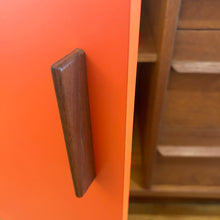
[
  {"x1": 167, "y1": 70, "x2": 220, "y2": 92},
  {"x1": 153, "y1": 156, "x2": 220, "y2": 186},
  {"x1": 159, "y1": 127, "x2": 220, "y2": 147},
  {"x1": 134, "y1": 63, "x2": 153, "y2": 139},
  {"x1": 172, "y1": 31, "x2": 220, "y2": 73},
  {"x1": 138, "y1": 5, "x2": 157, "y2": 62},
  {"x1": 137, "y1": 0, "x2": 182, "y2": 187},
  {"x1": 129, "y1": 202, "x2": 220, "y2": 215},
  {"x1": 161, "y1": 90, "x2": 220, "y2": 128},
  {"x1": 130, "y1": 178, "x2": 220, "y2": 199},
  {"x1": 51, "y1": 49, "x2": 95, "y2": 197},
  {"x1": 173, "y1": 29, "x2": 220, "y2": 61},
  {"x1": 131, "y1": 143, "x2": 220, "y2": 197},
  {"x1": 178, "y1": 0, "x2": 220, "y2": 30},
  {"x1": 152, "y1": 69, "x2": 220, "y2": 188},
  {"x1": 132, "y1": 129, "x2": 220, "y2": 187},
  {"x1": 130, "y1": 115, "x2": 220, "y2": 197},
  {"x1": 161, "y1": 71, "x2": 220, "y2": 129},
  {"x1": 129, "y1": 215, "x2": 220, "y2": 220},
  {"x1": 143, "y1": 0, "x2": 162, "y2": 51},
  {"x1": 129, "y1": 202, "x2": 220, "y2": 219},
  {"x1": 158, "y1": 146, "x2": 220, "y2": 158}
]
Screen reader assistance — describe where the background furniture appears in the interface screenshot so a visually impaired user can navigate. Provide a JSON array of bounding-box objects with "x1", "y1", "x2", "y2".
[{"x1": 131, "y1": 0, "x2": 220, "y2": 200}]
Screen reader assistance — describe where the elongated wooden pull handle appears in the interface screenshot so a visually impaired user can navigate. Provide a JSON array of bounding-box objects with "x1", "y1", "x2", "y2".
[{"x1": 51, "y1": 49, "x2": 96, "y2": 197}]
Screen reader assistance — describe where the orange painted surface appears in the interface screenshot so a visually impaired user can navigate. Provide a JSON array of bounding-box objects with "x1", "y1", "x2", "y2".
[
  {"x1": 123, "y1": 0, "x2": 141, "y2": 219},
  {"x1": 0, "y1": 0, "x2": 141, "y2": 219}
]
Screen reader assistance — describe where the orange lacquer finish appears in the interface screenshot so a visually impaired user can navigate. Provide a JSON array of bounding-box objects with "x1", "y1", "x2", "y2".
[{"x1": 0, "y1": 0, "x2": 140, "y2": 219}]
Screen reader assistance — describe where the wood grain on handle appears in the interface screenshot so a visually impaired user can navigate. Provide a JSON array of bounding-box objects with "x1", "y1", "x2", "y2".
[{"x1": 51, "y1": 49, "x2": 95, "y2": 197}]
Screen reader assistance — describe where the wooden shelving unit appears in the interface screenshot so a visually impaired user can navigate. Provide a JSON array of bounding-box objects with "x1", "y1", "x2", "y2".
[
  {"x1": 130, "y1": 117, "x2": 220, "y2": 199},
  {"x1": 130, "y1": 0, "x2": 220, "y2": 201}
]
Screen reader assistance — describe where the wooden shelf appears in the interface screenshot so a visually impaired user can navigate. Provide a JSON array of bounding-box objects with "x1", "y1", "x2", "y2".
[
  {"x1": 129, "y1": 202, "x2": 220, "y2": 220},
  {"x1": 130, "y1": 180, "x2": 220, "y2": 199},
  {"x1": 130, "y1": 146, "x2": 220, "y2": 199},
  {"x1": 130, "y1": 113, "x2": 220, "y2": 199},
  {"x1": 172, "y1": 61, "x2": 220, "y2": 74},
  {"x1": 156, "y1": 127, "x2": 220, "y2": 186},
  {"x1": 138, "y1": 10, "x2": 157, "y2": 62},
  {"x1": 158, "y1": 146, "x2": 220, "y2": 158},
  {"x1": 172, "y1": 30, "x2": 220, "y2": 73}
]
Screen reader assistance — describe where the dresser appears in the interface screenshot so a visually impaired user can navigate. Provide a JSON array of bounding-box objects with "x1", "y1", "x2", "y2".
[{"x1": 131, "y1": 0, "x2": 220, "y2": 200}]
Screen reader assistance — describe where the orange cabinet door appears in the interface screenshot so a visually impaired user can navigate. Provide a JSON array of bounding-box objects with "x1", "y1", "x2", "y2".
[{"x1": 0, "y1": 0, "x2": 140, "y2": 219}]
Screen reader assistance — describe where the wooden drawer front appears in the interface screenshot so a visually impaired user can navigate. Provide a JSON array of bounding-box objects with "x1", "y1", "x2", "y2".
[
  {"x1": 156, "y1": 69, "x2": 220, "y2": 186},
  {"x1": 172, "y1": 30, "x2": 220, "y2": 73},
  {"x1": 161, "y1": 70, "x2": 220, "y2": 131},
  {"x1": 178, "y1": 0, "x2": 220, "y2": 30}
]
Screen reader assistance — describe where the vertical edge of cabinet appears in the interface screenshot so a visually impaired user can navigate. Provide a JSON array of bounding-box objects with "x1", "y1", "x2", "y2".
[
  {"x1": 51, "y1": 49, "x2": 96, "y2": 197},
  {"x1": 140, "y1": 0, "x2": 182, "y2": 187},
  {"x1": 123, "y1": 0, "x2": 142, "y2": 219}
]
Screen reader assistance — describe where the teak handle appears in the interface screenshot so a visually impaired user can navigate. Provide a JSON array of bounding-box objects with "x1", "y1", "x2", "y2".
[{"x1": 51, "y1": 49, "x2": 96, "y2": 197}]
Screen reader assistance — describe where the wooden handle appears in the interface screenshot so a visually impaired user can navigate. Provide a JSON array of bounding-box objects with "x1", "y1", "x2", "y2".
[{"x1": 51, "y1": 49, "x2": 96, "y2": 197}]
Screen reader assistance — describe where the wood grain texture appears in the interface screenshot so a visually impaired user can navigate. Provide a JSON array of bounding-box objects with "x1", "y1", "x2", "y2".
[
  {"x1": 129, "y1": 202, "x2": 220, "y2": 215},
  {"x1": 129, "y1": 202, "x2": 220, "y2": 220},
  {"x1": 143, "y1": 0, "x2": 162, "y2": 51},
  {"x1": 51, "y1": 49, "x2": 95, "y2": 197},
  {"x1": 160, "y1": 70, "x2": 220, "y2": 130},
  {"x1": 167, "y1": 70, "x2": 220, "y2": 92},
  {"x1": 155, "y1": 69, "x2": 220, "y2": 187},
  {"x1": 130, "y1": 113, "x2": 220, "y2": 197},
  {"x1": 153, "y1": 157, "x2": 220, "y2": 186},
  {"x1": 130, "y1": 174, "x2": 220, "y2": 199},
  {"x1": 137, "y1": 0, "x2": 181, "y2": 187},
  {"x1": 172, "y1": 31, "x2": 220, "y2": 73},
  {"x1": 172, "y1": 62, "x2": 220, "y2": 74},
  {"x1": 159, "y1": 127, "x2": 220, "y2": 147},
  {"x1": 129, "y1": 215, "x2": 220, "y2": 220},
  {"x1": 138, "y1": 4, "x2": 157, "y2": 62},
  {"x1": 161, "y1": 90, "x2": 220, "y2": 129},
  {"x1": 131, "y1": 0, "x2": 220, "y2": 200},
  {"x1": 178, "y1": 0, "x2": 220, "y2": 30},
  {"x1": 158, "y1": 146, "x2": 220, "y2": 158}
]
